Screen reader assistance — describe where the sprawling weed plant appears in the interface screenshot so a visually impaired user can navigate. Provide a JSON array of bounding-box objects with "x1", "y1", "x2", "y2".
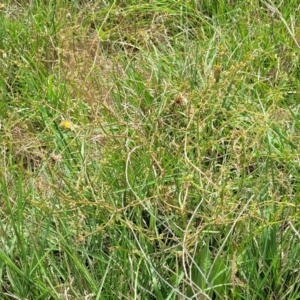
[{"x1": 0, "y1": 0, "x2": 300, "y2": 299}]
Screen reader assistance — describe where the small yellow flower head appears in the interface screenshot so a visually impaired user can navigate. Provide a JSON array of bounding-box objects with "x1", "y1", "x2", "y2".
[{"x1": 60, "y1": 120, "x2": 74, "y2": 130}]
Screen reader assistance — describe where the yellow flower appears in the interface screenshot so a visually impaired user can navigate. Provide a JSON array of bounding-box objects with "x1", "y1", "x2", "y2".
[{"x1": 60, "y1": 120, "x2": 74, "y2": 130}]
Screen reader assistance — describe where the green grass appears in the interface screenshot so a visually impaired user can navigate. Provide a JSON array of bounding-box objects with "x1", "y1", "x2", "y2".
[{"x1": 1, "y1": 0, "x2": 300, "y2": 299}]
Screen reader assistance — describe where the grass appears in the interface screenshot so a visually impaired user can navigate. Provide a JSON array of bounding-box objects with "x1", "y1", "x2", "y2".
[{"x1": 1, "y1": 0, "x2": 300, "y2": 299}]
